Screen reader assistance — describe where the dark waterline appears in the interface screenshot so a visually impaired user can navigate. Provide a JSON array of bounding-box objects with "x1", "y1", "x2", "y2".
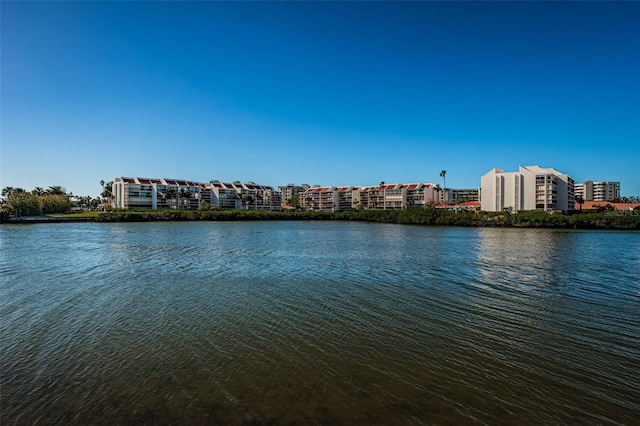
[{"x1": 1, "y1": 222, "x2": 639, "y2": 425}]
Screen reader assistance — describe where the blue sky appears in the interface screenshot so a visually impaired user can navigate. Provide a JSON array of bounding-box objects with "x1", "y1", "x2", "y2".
[{"x1": 2, "y1": 1, "x2": 639, "y2": 197}]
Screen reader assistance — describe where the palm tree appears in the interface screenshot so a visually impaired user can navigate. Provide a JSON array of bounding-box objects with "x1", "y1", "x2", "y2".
[
  {"x1": 3, "y1": 187, "x2": 26, "y2": 197},
  {"x1": 575, "y1": 195, "x2": 584, "y2": 212},
  {"x1": 90, "y1": 197, "x2": 101, "y2": 210},
  {"x1": 2, "y1": 187, "x2": 14, "y2": 198},
  {"x1": 101, "y1": 185, "x2": 113, "y2": 201},
  {"x1": 439, "y1": 170, "x2": 447, "y2": 203},
  {"x1": 179, "y1": 188, "x2": 191, "y2": 209},
  {"x1": 46, "y1": 185, "x2": 66, "y2": 195},
  {"x1": 162, "y1": 187, "x2": 176, "y2": 209},
  {"x1": 241, "y1": 193, "x2": 255, "y2": 210},
  {"x1": 79, "y1": 195, "x2": 92, "y2": 211},
  {"x1": 32, "y1": 187, "x2": 45, "y2": 196}
]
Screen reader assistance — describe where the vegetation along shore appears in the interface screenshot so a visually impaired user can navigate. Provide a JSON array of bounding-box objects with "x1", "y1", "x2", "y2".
[
  {"x1": 4, "y1": 208, "x2": 637, "y2": 230},
  {"x1": 2, "y1": 185, "x2": 638, "y2": 229}
]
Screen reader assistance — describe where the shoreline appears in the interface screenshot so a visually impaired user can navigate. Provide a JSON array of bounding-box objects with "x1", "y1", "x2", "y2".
[
  {"x1": 2, "y1": 209, "x2": 639, "y2": 230},
  {"x1": 4, "y1": 216, "x2": 96, "y2": 224}
]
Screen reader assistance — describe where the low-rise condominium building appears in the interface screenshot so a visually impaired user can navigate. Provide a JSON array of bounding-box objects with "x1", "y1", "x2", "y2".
[
  {"x1": 111, "y1": 177, "x2": 282, "y2": 211},
  {"x1": 299, "y1": 183, "x2": 439, "y2": 212},
  {"x1": 278, "y1": 184, "x2": 310, "y2": 206},
  {"x1": 439, "y1": 188, "x2": 481, "y2": 203}
]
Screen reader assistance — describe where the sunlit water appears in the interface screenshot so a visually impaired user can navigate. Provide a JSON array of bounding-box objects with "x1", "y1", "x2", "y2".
[{"x1": 1, "y1": 222, "x2": 639, "y2": 425}]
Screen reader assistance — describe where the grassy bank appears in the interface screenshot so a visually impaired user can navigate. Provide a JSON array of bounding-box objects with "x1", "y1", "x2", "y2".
[
  {"x1": 93, "y1": 208, "x2": 640, "y2": 230},
  {"x1": 47, "y1": 211, "x2": 102, "y2": 218}
]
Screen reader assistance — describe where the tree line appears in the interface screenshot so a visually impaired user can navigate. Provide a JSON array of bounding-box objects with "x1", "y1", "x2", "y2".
[
  {"x1": 94, "y1": 206, "x2": 640, "y2": 229},
  {"x1": 0, "y1": 185, "x2": 109, "y2": 220}
]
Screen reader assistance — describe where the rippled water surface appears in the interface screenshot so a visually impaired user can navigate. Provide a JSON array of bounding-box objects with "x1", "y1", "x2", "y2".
[{"x1": 1, "y1": 222, "x2": 639, "y2": 425}]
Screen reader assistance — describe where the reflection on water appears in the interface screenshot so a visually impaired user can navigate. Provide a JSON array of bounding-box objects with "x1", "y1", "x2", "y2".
[{"x1": 1, "y1": 222, "x2": 639, "y2": 425}]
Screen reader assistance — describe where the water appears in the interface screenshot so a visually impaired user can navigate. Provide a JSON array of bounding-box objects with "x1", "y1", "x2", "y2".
[{"x1": 1, "y1": 221, "x2": 639, "y2": 425}]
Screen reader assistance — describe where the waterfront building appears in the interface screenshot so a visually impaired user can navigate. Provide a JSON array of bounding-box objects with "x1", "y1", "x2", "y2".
[
  {"x1": 439, "y1": 188, "x2": 480, "y2": 203},
  {"x1": 574, "y1": 181, "x2": 620, "y2": 201},
  {"x1": 209, "y1": 181, "x2": 240, "y2": 209},
  {"x1": 235, "y1": 181, "x2": 282, "y2": 211},
  {"x1": 278, "y1": 184, "x2": 310, "y2": 206},
  {"x1": 480, "y1": 165, "x2": 575, "y2": 213},
  {"x1": 111, "y1": 177, "x2": 281, "y2": 211},
  {"x1": 301, "y1": 186, "x2": 338, "y2": 212},
  {"x1": 299, "y1": 183, "x2": 438, "y2": 211},
  {"x1": 112, "y1": 177, "x2": 202, "y2": 210}
]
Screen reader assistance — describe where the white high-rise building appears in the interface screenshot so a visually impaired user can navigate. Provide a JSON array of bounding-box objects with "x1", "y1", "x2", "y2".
[
  {"x1": 574, "y1": 181, "x2": 620, "y2": 201},
  {"x1": 480, "y1": 166, "x2": 575, "y2": 213}
]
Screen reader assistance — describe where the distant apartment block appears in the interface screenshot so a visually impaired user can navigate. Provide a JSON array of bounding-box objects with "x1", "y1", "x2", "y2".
[
  {"x1": 481, "y1": 165, "x2": 575, "y2": 213},
  {"x1": 112, "y1": 177, "x2": 282, "y2": 211},
  {"x1": 299, "y1": 183, "x2": 439, "y2": 212},
  {"x1": 278, "y1": 184, "x2": 310, "y2": 205},
  {"x1": 440, "y1": 188, "x2": 480, "y2": 203},
  {"x1": 574, "y1": 181, "x2": 620, "y2": 201}
]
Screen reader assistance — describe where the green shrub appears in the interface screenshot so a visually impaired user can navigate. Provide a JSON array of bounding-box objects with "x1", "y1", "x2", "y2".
[
  {"x1": 39, "y1": 194, "x2": 72, "y2": 214},
  {"x1": 7, "y1": 192, "x2": 42, "y2": 216},
  {"x1": 90, "y1": 207, "x2": 640, "y2": 229}
]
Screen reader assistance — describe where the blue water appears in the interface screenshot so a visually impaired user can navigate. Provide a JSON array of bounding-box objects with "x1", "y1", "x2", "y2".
[{"x1": 1, "y1": 222, "x2": 639, "y2": 424}]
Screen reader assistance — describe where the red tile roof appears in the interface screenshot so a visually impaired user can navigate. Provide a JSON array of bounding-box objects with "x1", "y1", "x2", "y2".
[{"x1": 582, "y1": 201, "x2": 640, "y2": 210}]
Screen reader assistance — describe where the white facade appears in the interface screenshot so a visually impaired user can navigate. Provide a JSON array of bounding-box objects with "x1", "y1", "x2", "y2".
[
  {"x1": 112, "y1": 177, "x2": 282, "y2": 211},
  {"x1": 112, "y1": 177, "x2": 202, "y2": 210},
  {"x1": 574, "y1": 181, "x2": 620, "y2": 201},
  {"x1": 481, "y1": 166, "x2": 575, "y2": 213}
]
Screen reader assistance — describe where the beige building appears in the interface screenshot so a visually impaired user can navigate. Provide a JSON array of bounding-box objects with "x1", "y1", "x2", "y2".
[
  {"x1": 574, "y1": 181, "x2": 620, "y2": 201},
  {"x1": 439, "y1": 188, "x2": 480, "y2": 203},
  {"x1": 299, "y1": 183, "x2": 438, "y2": 211},
  {"x1": 480, "y1": 166, "x2": 575, "y2": 213},
  {"x1": 112, "y1": 177, "x2": 281, "y2": 211},
  {"x1": 278, "y1": 184, "x2": 310, "y2": 206}
]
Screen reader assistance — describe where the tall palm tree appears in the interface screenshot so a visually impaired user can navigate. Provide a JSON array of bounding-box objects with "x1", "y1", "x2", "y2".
[
  {"x1": 32, "y1": 187, "x2": 45, "y2": 196},
  {"x1": 101, "y1": 184, "x2": 113, "y2": 209},
  {"x1": 439, "y1": 170, "x2": 447, "y2": 203},
  {"x1": 575, "y1": 195, "x2": 584, "y2": 212}
]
